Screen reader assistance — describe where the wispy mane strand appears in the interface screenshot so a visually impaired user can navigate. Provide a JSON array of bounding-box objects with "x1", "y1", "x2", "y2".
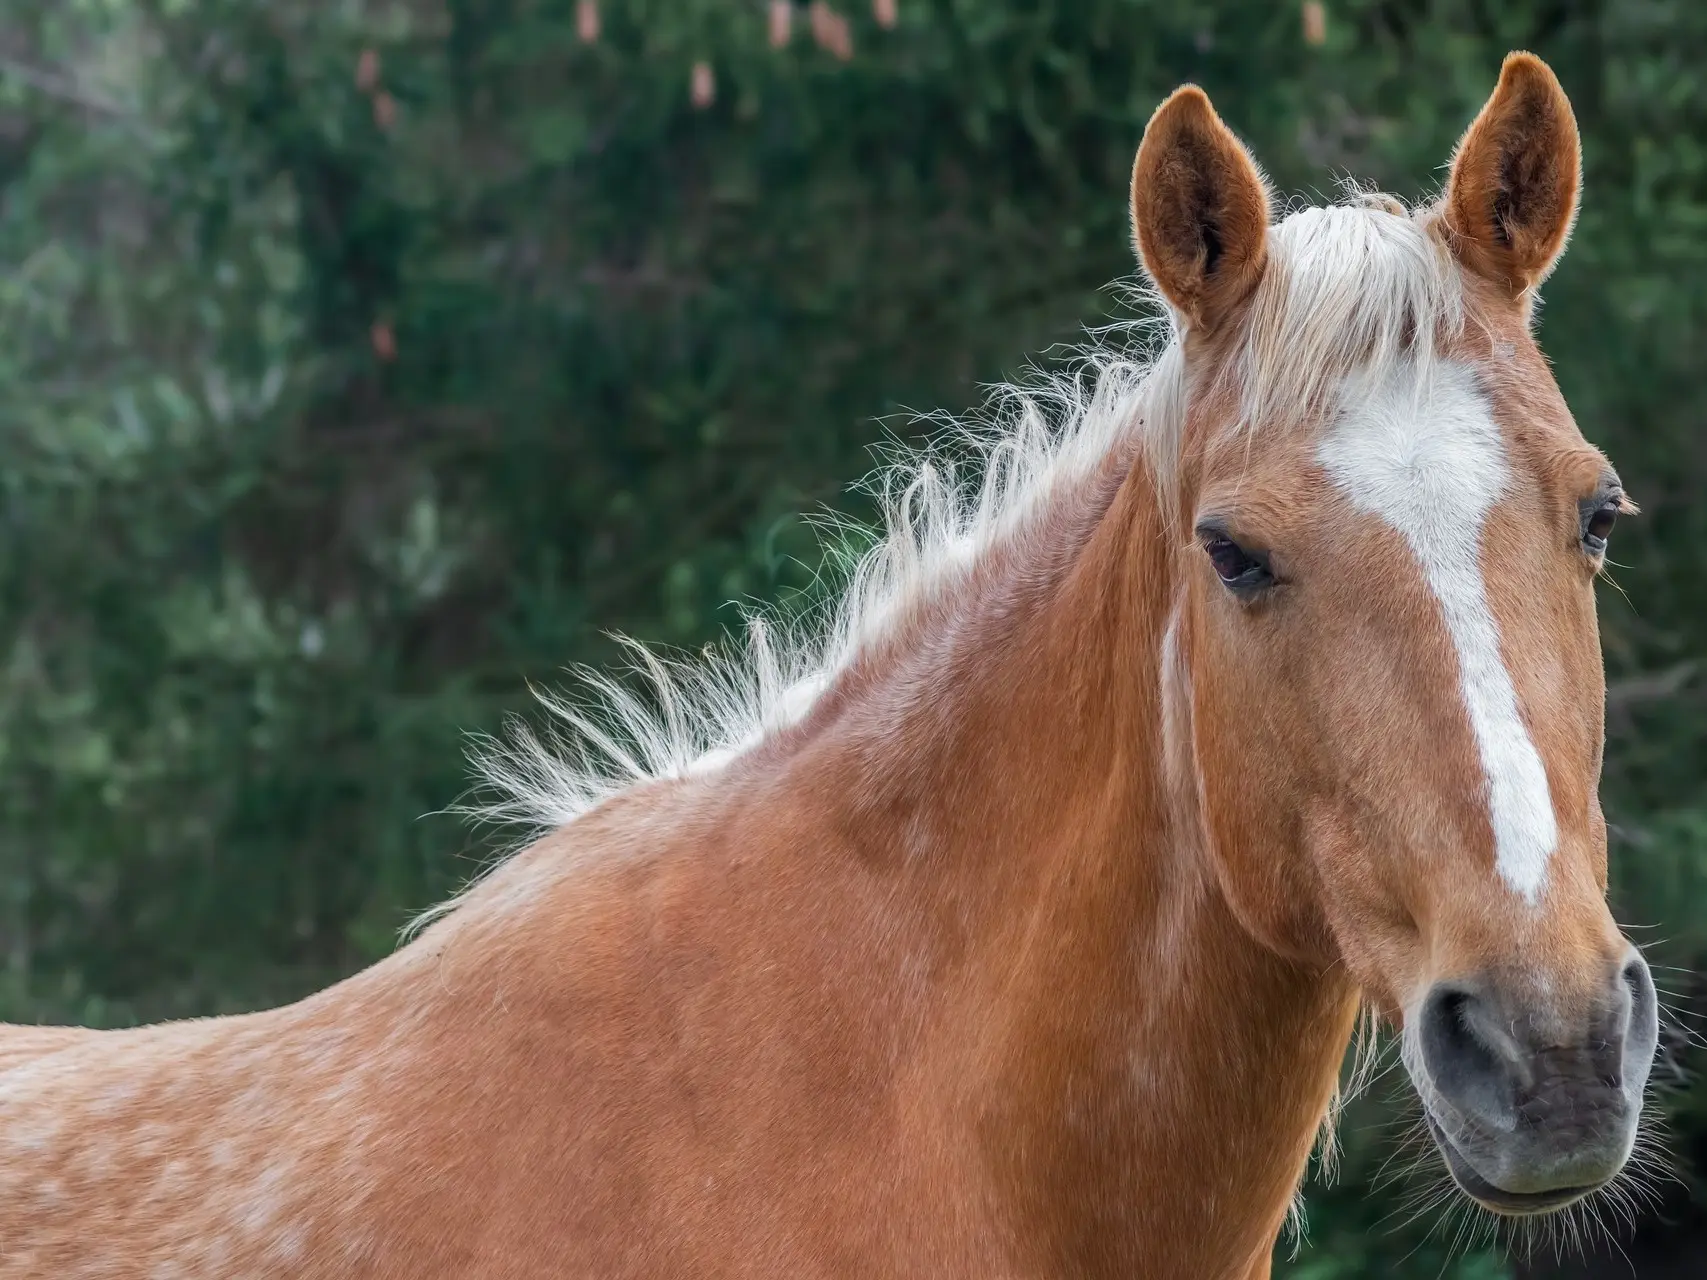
[
  {"x1": 424, "y1": 192, "x2": 1463, "y2": 930},
  {"x1": 457, "y1": 307, "x2": 1181, "y2": 836}
]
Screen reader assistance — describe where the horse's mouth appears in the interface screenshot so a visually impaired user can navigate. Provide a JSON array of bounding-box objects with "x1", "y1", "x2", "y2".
[{"x1": 1422, "y1": 1110, "x2": 1600, "y2": 1216}]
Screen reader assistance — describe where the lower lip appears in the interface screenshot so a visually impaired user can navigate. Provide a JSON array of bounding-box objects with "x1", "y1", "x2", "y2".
[{"x1": 1422, "y1": 1112, "x2": 1601, "y2": 1216}]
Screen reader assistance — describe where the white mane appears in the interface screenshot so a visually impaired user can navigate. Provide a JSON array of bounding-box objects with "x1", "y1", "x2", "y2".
[{"x1": 442, "y1": 193, "x2": 1464, "y2": 900}]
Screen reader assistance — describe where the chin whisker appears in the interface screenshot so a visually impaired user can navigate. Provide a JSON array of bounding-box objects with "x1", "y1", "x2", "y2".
[{"x1": 1304, "y1": 957, "x2": 1688, "y2": 1276}]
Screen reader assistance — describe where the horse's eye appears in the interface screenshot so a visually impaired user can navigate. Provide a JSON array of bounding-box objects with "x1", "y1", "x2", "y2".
[
  {"x1": 1201, "y1": 534, "x2": 1273, "y2": 594},
  {"x1": 1583, "y1": 500, "x2": 1619, "y2": 555}
]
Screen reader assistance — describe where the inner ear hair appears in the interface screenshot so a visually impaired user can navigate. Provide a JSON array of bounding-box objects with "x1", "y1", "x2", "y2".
[
  {"x1": 1130, "y1": 86, "x2": 1272, "y2": 334},
  {"x1": 1443, "y1": 51, "x2": 1581, "y2": 295}
]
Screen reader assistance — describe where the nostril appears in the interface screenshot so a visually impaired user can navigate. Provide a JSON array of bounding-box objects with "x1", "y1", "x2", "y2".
[
  {"x1": 1620, "y1": 951, "x2": 1661, "y2": 1084},
  {"x1": 1421, "y1": 988, "x2": 1486, "y2": 1080},
  {"x1": 1597, "y1": 958, "x2": 1642, "y2": 1087},
  {"x1": 1622, "y1": 956, "x2": 1653, "y2": 1017},
  {"x1": 1420, "y1": 984, "x2": 1518, "y2": 1130}
]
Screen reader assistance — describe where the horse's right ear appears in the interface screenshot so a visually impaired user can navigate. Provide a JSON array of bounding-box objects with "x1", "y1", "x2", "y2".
[{"x1": 1131, "y1": 86, "x2": 1272, "y2": 334}]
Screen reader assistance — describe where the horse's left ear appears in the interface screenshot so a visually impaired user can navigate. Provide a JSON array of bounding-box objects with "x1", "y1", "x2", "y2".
[{"x1": 1443, "y1": 52, "x2": 1581, "y2": 295}]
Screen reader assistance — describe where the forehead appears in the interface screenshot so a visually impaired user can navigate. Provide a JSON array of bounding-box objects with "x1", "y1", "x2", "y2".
[
  {"x1": 1317, "y1": 361, "x2": 1513, "y2": 537},
  {"x1": 1189, "y1": 203, "x2": 1608, "y2": 517},
  {"x1": 1194, "y1": 339, "x2": 1607, "y2": 521}
]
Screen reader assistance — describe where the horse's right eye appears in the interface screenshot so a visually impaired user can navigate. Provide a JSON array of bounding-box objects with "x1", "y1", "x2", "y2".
[{"x1": 1201, "y1": 534, "x2": 1274, "y2": 595}]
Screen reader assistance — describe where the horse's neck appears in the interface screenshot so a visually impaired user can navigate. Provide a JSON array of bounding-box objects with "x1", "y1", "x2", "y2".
[
  {"x1": 336, "y1": 449, "x2": 1357, "y2": 1272},
  {"x1": 797, "y1": 454, "x2": 1362, "y2": 1272},
  {"x1": 1, "y1": 464, "x2": 1362, "y2": 1280}
]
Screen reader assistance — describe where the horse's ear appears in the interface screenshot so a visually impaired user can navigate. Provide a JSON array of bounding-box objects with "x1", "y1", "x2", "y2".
[
  {"x1": 1443, "y1": 52, "x2": 1581, "y2": 295},
  {"x1": 1130, "y1": 86, "x2": 1271, "y2": 333}
]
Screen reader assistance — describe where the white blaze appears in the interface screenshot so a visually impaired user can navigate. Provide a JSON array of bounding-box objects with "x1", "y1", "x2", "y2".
[{"x1": 1316, "y1": 361, "x2": 1557, "y2": 902}]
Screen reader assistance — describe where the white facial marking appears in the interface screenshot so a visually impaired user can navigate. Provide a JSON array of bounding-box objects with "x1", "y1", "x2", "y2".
[{"x1": 1317, "y1": 361, "x2": 1557, "y2": 901}]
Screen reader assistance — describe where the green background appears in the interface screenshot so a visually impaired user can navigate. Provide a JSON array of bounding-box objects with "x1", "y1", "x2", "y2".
[{"x1": 3, "y1": 1, "x2": 1703, "y2": 1273}]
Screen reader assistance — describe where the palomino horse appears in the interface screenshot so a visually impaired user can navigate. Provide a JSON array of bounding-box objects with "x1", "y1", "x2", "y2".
[{"x1": 0, "y1": 52, "x2": 1659, "y2": 1278}]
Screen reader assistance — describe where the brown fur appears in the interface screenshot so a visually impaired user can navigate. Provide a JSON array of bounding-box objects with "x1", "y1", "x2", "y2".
[
  {"x1": 1131, "y1": 86, "x2": 1272, "y2": 332},
  {"x1": 1444, "y1": 52, "x2": 1582, "y2": 296},
  {"x1": 0, "y1": 1027, "x2": 97, "y2": 1074},
  {"x1": 0, "y1": 56, "x2": 1634, "y2": 1279}
]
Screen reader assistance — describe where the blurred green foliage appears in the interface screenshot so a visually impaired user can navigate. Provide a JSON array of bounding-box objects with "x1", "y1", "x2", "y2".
[{"x1": 1, "y1": 1, "x2": 1703, "y2": 1273}]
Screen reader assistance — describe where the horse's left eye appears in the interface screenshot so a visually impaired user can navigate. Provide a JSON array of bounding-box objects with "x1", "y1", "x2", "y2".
[{"x1": 1583, "y1": 500, "x2": 1619, "y2": 554}]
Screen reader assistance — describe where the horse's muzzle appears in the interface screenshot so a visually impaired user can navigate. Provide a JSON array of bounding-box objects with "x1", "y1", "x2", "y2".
[{"x1": 1408, "y1": 948, "x2": 1658, "y2": 1214}]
